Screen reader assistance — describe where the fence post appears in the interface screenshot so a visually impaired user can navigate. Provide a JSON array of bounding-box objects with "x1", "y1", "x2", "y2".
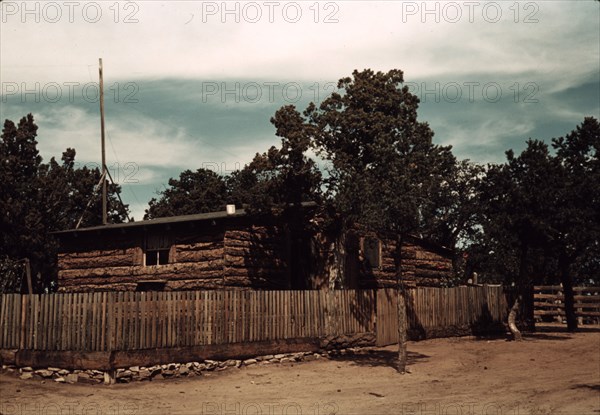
[{"x1": 20, "y1": 294, "x2": 26, "y2": 350}]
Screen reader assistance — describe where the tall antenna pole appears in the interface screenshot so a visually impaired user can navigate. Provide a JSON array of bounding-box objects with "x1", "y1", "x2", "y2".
[{"x1": 99, "y1": 58, "x2": 107, "y2": 225}]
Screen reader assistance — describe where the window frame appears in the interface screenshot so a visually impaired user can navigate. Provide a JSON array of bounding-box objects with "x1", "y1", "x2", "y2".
[{"x1": 361, "y1": 236, "x2": 382, "y2": 269}]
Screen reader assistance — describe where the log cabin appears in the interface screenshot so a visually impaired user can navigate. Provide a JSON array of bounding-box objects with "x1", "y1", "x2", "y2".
[{"x1": 54, "y1": 207, "x2": 454, "y2": 292}]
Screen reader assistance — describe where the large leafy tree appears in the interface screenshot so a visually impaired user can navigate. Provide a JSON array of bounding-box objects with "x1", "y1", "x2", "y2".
[
  {"x1": 477, "y1": 140, "x2": 560, "y2": 337},
  {"x1": 297, "y1": 69, "x2": 456, "y2": 372},
  {"x1": 548, "y1": 117, "x2": 600, "y2": 330},
  {"x1": 0, "y1": 114, "x2": 129, "y2": 292},
  {"x1": 475, "y1": 118, "x2": 599, "y2": 333}
]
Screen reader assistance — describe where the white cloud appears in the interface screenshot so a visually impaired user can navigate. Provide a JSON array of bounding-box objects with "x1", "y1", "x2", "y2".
[
  {"x1": 2, "y1": 1, "x2": 598, "y2": 85},
  {"x1": 2, "y1": 0, "x2": 598, "y2": 220}
]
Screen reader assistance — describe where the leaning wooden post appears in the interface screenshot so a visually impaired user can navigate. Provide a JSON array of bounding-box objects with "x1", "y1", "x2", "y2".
[
  {"x1": 24, "y1": 258, "x2": 33, "y2": 295},
  {"x1": 396, "y1": 234, "x2": 408, "y2": 374}
]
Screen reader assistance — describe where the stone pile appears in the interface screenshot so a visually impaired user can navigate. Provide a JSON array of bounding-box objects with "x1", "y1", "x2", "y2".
[{"x1": 1, "y1": 347, "x2": 367, "y2": 385}]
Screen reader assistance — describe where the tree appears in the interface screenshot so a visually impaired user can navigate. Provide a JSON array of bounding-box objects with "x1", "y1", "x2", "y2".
[
  {"x1": 549, "y1": 117, "x2": 600, "y2": 330},
  {"x1": 477, "y1": 139, "x2": 562, "y2": 338},
  {"x1": 0, "y1": 114, "x2": 129, "y2": 292},
  {"x1": 301, "y1": 69, "x2": 455, "y2": 372},
  {"x1": 474, "y1": 119, "x2": 599, "y2": 334},
  {"x1": 419, "y1": 159, "x2": 485, "y2": 281},
  {"x1": 144, "y1": 168, "x2": 228, "y2": 219}
]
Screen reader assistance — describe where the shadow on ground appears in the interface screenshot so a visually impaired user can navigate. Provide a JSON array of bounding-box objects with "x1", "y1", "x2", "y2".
[
  {"x1": 571, "y1": 383, "x2": 600, "y2": 392},
  {"x1": 535, "y1": 324, "x2": 600, "y2": 334},
  {"x1": 327, "y1": 349, "x2": 430, "y2": 370}
]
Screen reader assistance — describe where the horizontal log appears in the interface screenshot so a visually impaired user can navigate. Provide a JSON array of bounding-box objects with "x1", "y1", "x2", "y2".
[
  {"x1": 403, "y1": 259, "x2": 453, "y2": 271},
  {"x1": 413, "y1": 268, "x2": 452, "y2": 279},
  {"x1": 166, "y1": 279, "x2": 224, "y2": 291},
  {"x1": 176, "y1": 241, "x2": 223, "y2": 252},
  {"x1": 415, "y1": 250, "x2": 448, "y2": 261},
  {"x1": 111, "y1": 338, "x2": 320, "y2": 368},
  {"x1": 58, "y1": 283, "x2": 138, "y2": 292},
  {"x1": 176, "y1": 249, "x2": 224, "y2": 263},
  {"x1": 225, "y1": 228, "x2": 281, "y2": 241},
  {"x1": 224, "y1": 246, "x2": 283, "y2": 257},
  {"x1": 534, "y1": 310, "x2": 600, "y2": 317},
  {"x1": 574, "y1": 287, "x2": 600, "y2": 292},
  {"x1": 223, "y1": 267, "x2": 286, "y2": 279},
  {"x1": 58, "y1": 248, "x2": 138, "y2": 260},
  {"x1": 15, "y1": 350, "x2": 112, "y2": 370},
  {"x1": 225, "y1": 237, "x2": 282, "y2": 248},
  {"x1": 59, "y1": 262, "x2": 224, "y2": 280},
  {"x1": 59, "y1": 254, "x2": 136, "y2": 270},
  {"x1": 535, "y1": 301, "x2": 564, "y2": 308},
  {"x1": 0, "y1": 349, "x2": 17, "y2": 365},
  {"x1": 59, "y1": 271, "x2": 224, "y2": 288},
  {"x1": 534, "y1": 294, "x2": 562, "y2": 300},
  {"x1": 224, "y1": 255, "x2": 286, "y2": 268}
]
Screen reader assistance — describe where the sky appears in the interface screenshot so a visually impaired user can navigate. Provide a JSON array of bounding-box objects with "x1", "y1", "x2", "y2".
[{"x1": 1, "y1": 0, "x2": 599, "y2": 221}]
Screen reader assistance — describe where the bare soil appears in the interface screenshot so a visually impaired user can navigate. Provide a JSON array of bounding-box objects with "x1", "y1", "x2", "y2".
[{"x1": 1, "y1": 324, "x2": 599, "y2": 415}]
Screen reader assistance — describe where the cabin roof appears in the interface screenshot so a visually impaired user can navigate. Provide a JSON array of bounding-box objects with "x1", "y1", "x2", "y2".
[{"x1": 53, "y1": 208, "x2": 248, "y2": 235}]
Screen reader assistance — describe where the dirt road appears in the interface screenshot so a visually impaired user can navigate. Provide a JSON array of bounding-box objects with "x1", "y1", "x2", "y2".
[{"x1": 1, "y1": 325, "x2": 598, "y2": 415}]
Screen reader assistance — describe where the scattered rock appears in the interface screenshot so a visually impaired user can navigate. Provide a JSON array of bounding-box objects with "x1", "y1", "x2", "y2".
[
  {"x1": 54, "y1": 377, "x2": 66, "y2": 383},
  {"x1": 243, "y1": 359, "x2": 257, "y2": 366},
  {"x1": 58, "y1": 369, "x2": 70, "y2": 376},
  {"x1": 66, "y1": 374, "x2": 78, "y2": 384},
  {"x1": 117, "y1": 370, "x2": 132, "y2": 379},
  {"x1": 178, "y1": 366, "x2": 189, "y2": 376},
  {"x1": 20, "y1": 372, "x2": 33, "y2": 380},
  {"x1": 76, "y1": 372, "x2": 99, "y2": 384},
  {"x1": 34, "y1": 370, "x2": 54, "y2": 378},
  {"x1": 139, "y1": 369, "x2": 151, "y2": 379}
]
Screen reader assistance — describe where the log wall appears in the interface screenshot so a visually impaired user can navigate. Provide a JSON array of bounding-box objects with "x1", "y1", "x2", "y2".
[
  {"x1": 360, "y1": 238, "x2": 453, "y2": 289},
  {"x1": 57, "y1": 222, "x2": 453, "y2": 292},
  {"x1": 57, "y1": 222, "x2": 290, "y2": 292}
]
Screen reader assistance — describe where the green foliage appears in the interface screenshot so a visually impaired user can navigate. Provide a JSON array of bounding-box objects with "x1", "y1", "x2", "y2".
[
  {"x1": 305, "y1": 69, "x2": 457, "y2": 241},
  {"x1": 145, "y1": 168, "x2": 228, "y2": 219},
  {"x1": 0, "y1": 114, "x2": 129, "y2": 292},
  {"x1": 471, "y1": 118, "x2": 600, "y2": 287}
]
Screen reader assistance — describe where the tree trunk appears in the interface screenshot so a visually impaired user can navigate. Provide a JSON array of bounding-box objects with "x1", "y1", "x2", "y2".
[
  {"x1": 559, "y1": 256, "x2": 578, "y2": 332},
  {"x1": 508, "y1": 242, "x2": 528, "y2": 341},
  {"x1": 395, "y1": 235, "x2": 408, "y2": 374},
  {"x1": 508, "y1": 295, "x2": 522, "y2": 341},
  {"x1": 326, "y1": 232, "x2": 346, "y2": 290}
]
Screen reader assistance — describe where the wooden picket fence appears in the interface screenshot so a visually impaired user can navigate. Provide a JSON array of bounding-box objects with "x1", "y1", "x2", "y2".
[
  {"x1": 533, "y1": 286, "x2": 600, "y2": 323},
  {"x1": 376, "y1": 285, "x2": 508, "y2": 345},
  {"x1": 0, "y1": 286, "x2": 509, "y2": 352}
]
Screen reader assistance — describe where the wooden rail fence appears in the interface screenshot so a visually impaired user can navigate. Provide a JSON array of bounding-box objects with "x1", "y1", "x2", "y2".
[
  {"x1": 0, "y1": 286, "x2": 509, "y2": 353},
  {"x1": 533, "y1": 286, "x2": 600, "y2": 323}
]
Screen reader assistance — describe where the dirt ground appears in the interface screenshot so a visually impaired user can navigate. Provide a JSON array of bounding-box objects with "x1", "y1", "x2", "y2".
[{"x1": 1, "y1": 324, "x2": 598, "y2": 415}]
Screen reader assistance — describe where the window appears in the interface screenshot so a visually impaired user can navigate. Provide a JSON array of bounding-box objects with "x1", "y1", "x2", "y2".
[
  {"x1": 362, "y1": 237, "x2": 381, "y2": 269},
  {"x1": 145, "y1": 249, "x2": 170, "y2": 266},
  {"x1": 144, "y1": 232, "x2": 172, "y2": 266}
]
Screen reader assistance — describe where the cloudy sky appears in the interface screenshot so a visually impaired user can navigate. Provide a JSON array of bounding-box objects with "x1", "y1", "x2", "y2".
[{"x1": 1, "y1": 1, "x2": 599, "y2": 220}]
